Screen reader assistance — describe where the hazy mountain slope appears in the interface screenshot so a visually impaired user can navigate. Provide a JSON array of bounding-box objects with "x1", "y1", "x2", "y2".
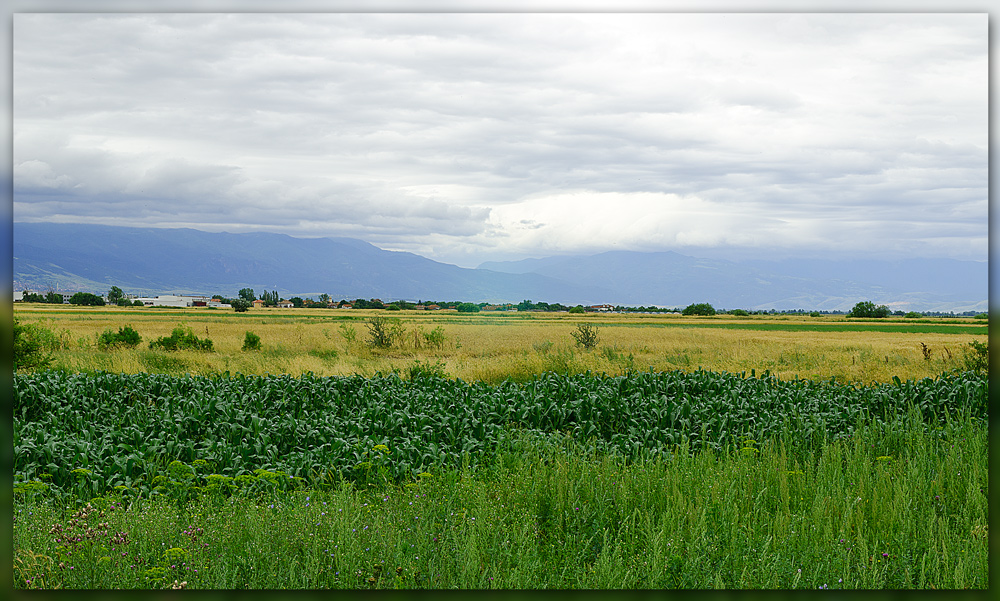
[
  {"x1": 479, "y1": 251, "x2": 988, "y2": 311},
  {"x1": 12, "y1": 223, "x2": 602, "y2": 302},
  {"x1": 13, "y1": 223, "x2": 987, "y2": 311}
]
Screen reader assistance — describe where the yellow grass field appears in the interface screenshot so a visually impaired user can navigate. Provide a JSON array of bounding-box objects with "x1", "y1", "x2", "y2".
[{"x1": 14, "y1": 304, "x2": 986, "y2": 384}]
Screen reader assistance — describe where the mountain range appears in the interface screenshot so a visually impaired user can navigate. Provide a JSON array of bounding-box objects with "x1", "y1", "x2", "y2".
[{"x1": 12, "y1": 222, "x2": 988, "y2": 312}]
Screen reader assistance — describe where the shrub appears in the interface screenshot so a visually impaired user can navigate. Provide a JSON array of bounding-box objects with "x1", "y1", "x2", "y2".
[
  {"x1": 568, "y1": 305, "x2": 586, "y2": 314},
  {"x1": 809, "y1": 311, "x2": 821, "y2": 317},
  {"x1": 230, "y1": 299, "x2": 250, "y2": 313},
  {"x1": 682, "y1": 303, "x2": 716, "y2": 316},
  {"x1": 964, "y1": 340, "x2": 988, "y2": 375},
  {"x1": 149, "y1": 327, "x2": 214, "y2": 352},
  {"x1": 422, "y1": 326, "x2": 446, "y2": 349},
  {"x1": 13, "y1": 319, "x2": 53, "y2": 371},
  {"x1": 904, "y1": 311, "x2": 921, "y2": 319},
  {"x1": 729, "y1": 309, "x2": 749, "y2": 316},
  {"x1": 338, "y1": 323, "x2": 357, "y2": 345},
  {"x1": 97, "y1": 326, "x2": 142, "y2": 350},
  {"x1": 408, "y1": 359, "x2": 449, "y2": 380},
  {"x1": 242, "y1": 331, "x2": 262, "y2": 351},
  {"x1": 366, "y1": 315, "x2": 404, "y2": 349},
  {"x1": 570, "y1": 323, "x2": 600, "y2": 349}
]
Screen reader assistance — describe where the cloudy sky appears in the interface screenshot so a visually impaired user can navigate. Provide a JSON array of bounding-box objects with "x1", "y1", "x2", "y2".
[{"x1": 13, "y1": 10, "x2": 987, "y2": 267}]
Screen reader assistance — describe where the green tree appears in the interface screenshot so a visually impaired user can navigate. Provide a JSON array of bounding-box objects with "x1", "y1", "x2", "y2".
[
  {"x1": 318, "y1": 293, "x2": 331, "y2": 306},
  {"x1": 69, "y1": 292, "x2": 106, "y2": 306},
  {"x1": 231, "y1": 299, "x2": 251, "y2": 312},
  {"x1": 568, "y1": 305, "x2": 585, "y2": 314},
  {"x1": 238, "y1": 288, "x2": 256, "y2": 302},
  {"x1": 682, "y1": 303, "x2": 716, "y2": 316},
  {"x1": 289, "y1": 297, "x2": 304, "y2": 308},
  {"x1": 107, "y1": 286, "x2": 125, "y2": 305},
  {"x1": 456, "y1": 302, "x2": 480, "y2": 313},
  {"x1": 44, "y1": 291, "x2": 64, "y2": 304},
  {"x1": 848, "y1": 301, "x2": 890, "y2": 318}
]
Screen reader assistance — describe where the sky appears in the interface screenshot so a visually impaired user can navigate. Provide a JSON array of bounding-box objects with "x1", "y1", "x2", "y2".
[{"x1": 12, "y1": 8, "x2": 988, "y2": 268}]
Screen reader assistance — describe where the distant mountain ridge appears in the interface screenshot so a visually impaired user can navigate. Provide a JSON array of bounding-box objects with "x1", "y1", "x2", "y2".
[{"x1": 12, "y1": 222, "x2": 988, "y2": 312}]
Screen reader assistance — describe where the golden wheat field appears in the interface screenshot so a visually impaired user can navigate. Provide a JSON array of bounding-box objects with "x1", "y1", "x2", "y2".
[{"x1": 13, "y1": 304, "x2": 986, "y2": 384}]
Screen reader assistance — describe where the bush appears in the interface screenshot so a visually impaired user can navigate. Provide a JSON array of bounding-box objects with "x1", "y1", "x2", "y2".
[
  {"x1": 568, "y1": 305, "x2": 586, "y2": 314},
  {"x1": 422, "y1": 326, "x2": 447, "y2": 349},
  {"x1": 848, "y1": 301, "x2": 890, "y2": 318},
  {"x1": 149, "y1": 327, "x2": 214, "y2": 352},
  {"x1": 366, "y1": 315, "x2": 404, "y2": 349},
  {"x1": 231, "y1": 299, "x2": 251, "y2": 313},
  {"x1": 570, "y1": 323, "x2": 600, "y2": 349},
  {"x1": 13, "y1": 319, "x2": 53, "y2": 371},
  {"x1": 729, "y1": 309, "x2": 749, "y2": 316},
  {"x1": 97, "y1": 326, "x2": 142, "y2": 350},
  {"x1": 242, "y1": 331, "x2": 262, "y2": 351},
  {"x1": 408, "y1": 359, "x2": 449, "y2": 380},
  {"x1": 964, "y1": 340, "x2": 988, "y2": 375},
  {"x1": 682, "y1": 303, "x2": 716, "y2": 316},
  {"x1": 904, "y1": 311, "x2": 921, "y2": 319},
  {"x1": 809, "y1": 311, "x2": 822, "y2": 317}
]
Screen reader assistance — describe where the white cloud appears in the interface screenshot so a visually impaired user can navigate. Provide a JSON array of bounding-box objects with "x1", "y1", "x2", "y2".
[{"x1": 12, "y1": 12, "x2": 987, "y2": 266}]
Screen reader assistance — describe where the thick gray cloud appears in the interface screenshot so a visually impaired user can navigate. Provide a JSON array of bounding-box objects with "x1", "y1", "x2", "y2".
[{"x1": 13, "y1": 12, "x2": 986, "y2": 266}]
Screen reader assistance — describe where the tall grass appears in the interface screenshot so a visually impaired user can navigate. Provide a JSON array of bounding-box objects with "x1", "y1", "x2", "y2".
[
  {"x1": 13, "y1": 306, "x2": 985, "y2": 383},
  {"x1": 13, "y1": 410, "x2": 987, "y2": 590}
]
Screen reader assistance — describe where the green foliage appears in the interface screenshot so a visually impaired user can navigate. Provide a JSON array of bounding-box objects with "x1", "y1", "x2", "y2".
[
  {"x1": 97, "y1": 326, "x2": 142, "y2": 350},
  {"x1": 69, "y1": 292, "x2": 106, "y2": 306},
  {"x1": 365, "y1": 315, "x2": 404, "y2": 349},
  {"x1": 14, "y1": 368, "x2": 988, "y2": 504},
  {"x1": 456, "y1": 302, "x2": 480, "y2": 313},
  {"x1": 849, "y1": 301, "x2": 890, "y2": 318},
  {"x1": 338, "y1": 323, "x2": 357, "y2": 345},
  {"x1": 242, "y1": 331, "x2": 262, "y2": 352},
  {"x1": 13, "y1": 319, "x2": 53, "y2": 372},
  {"x1": 904, "y1": 312, "x2": 921, "y2": 319},
  {"x1": 682, "y1": 303, "x2": 716, "y2": 316},
  {"x1": 570, "y1": 323, "x2": 600, "y2": 349},
  {"x1": 408, "y1": 359, "x2": 449, "y2": 380},
  {"x1": 809, "y1": 311, "x2": 822, "y2": 317},
  {"x1": 230, "y1": 299, "x2": 250, "y2": 313},
  {"x1": 45, "y1": 291, "x2": 64, "y2": 304},
  {"x1": 149, "y1": 327, "x2": 214, "y2": 352},
  {"x1": 973, "y1": 312, "x2": 988, "y2": 319},
  {"x1": 568, "y1": 305, "x2": 585, "y2": 314},
  {"x1": 421, "y1": 326, "x2": 447, "y2": 349},
  {"x1": 259, "y1": 290, "x2": 280, "y2": 307},
  {"x1": 964, "y1": 340, "x2": 988, "y2": 375},
  {"x1": 107, "y1": 286, "x2": 125, "y2": 305},
  {"x1": 728, "y1": 309, "x2": 749, "y2": 316}
]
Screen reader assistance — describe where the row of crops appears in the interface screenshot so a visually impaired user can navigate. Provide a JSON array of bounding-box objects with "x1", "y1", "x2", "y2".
[{"x1": 14, "y1": 369, "x2": 987, "y2": 500}]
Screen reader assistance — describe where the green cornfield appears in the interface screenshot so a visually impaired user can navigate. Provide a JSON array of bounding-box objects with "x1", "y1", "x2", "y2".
[{"x1": 12, "y1": 367, "x2": 989, "y2": 589}]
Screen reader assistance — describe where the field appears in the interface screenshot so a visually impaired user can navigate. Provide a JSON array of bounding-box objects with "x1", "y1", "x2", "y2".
[
  {"x1": 11, "y1": 305, "x2": 990, "y2": 590},
  {"x1": 11, "y1": 304, "x2": 988, "y2": 384}
]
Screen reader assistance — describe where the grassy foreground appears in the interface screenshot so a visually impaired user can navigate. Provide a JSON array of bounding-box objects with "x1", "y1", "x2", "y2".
[{"x1": 12, "y1": 410, "x2": 987, "y2": 590}]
